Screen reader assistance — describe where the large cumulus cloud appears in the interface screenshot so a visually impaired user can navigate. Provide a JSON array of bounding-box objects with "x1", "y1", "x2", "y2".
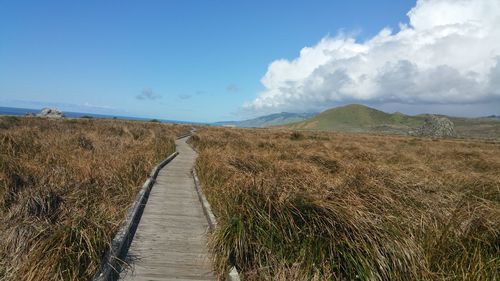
[{"x1": 246, "y1": 0, "x2": 500, "y2": 114}]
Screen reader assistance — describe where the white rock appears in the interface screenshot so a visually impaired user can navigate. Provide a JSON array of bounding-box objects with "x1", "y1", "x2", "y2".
[{"x1": 37, "y1": 108, "x2": 64, "y2": 118}]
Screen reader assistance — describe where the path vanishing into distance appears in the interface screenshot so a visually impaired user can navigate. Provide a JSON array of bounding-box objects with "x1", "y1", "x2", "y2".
[{"x1": 121, "y1": 136, "x2": 215, "y2": 281}]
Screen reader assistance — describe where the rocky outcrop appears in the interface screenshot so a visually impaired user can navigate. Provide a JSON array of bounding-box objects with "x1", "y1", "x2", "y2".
[
  {"x1": 410, "y1": 115, "x2": 456, "y2": 138},
  {"x1": 37, "y1": 108, "x2": 64, "y2": 118}
]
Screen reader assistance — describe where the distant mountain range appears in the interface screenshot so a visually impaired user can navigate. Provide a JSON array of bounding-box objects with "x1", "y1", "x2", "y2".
[
  {"x1": 215, "y1": 104, "x2": 500, "y2": 139},
  {"x1": 213, "y1": 112, "x2": 316, "y2": 128}
]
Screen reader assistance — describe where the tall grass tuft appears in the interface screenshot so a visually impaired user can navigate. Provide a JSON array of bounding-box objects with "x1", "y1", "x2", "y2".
[
  {"x1": 0, "y1": 117, "x2": 189, "y2": 280},
  {"x1": 190, "y1": 127, "x2": 500, "y2": 280}
]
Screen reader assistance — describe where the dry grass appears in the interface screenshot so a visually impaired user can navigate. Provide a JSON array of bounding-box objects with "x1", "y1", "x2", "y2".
[
  {"x1": 190, "y1": 127, "x2": 500, "y2": 280},
  {"x1": 0, "y1": 116, "x2": 189, "y2": 281}
]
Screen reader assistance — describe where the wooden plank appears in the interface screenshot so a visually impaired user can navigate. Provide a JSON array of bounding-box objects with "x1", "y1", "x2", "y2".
[{"x1": 121, "y1": 137, "x2": 215, "y2": 280}]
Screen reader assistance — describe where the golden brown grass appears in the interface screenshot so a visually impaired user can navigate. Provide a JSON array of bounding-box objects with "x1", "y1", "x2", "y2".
[
  {"x1": 0, "y1": 116, "x2": 189, "y2": 280},
  {"x1": 190, "y1": 127, "x2": 500, "y2": 280}
]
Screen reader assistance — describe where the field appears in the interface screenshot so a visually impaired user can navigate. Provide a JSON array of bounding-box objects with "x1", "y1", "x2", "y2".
[
  {"x1": 0, "y1": 117, "x2": 188, "y2": 280},
  {"x1": 190, "y1": 127, "x2": 500, "y2": 280},
  {"x1": 1, "y1": 116, "x2": 498, "y2": 281}
]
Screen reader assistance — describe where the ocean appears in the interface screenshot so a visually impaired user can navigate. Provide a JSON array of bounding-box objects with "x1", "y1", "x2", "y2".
[{"x1": 0, "y1": 106, "x2": 195, "y2": 124}]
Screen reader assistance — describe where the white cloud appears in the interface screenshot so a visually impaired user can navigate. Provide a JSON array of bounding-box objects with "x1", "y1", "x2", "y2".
[{"x1": 246, "y1": 0, "x2": 500, "y2": 114}]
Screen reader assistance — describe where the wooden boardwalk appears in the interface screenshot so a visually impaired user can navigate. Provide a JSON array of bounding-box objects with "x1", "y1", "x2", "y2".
[{"x1": 121, "y1": 136, "x2": 215, "y2": 281}]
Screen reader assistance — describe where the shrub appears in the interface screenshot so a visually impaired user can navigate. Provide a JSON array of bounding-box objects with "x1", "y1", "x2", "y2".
[{"x1": 290, "y1": 131, "x2": 304, "y2": 140}]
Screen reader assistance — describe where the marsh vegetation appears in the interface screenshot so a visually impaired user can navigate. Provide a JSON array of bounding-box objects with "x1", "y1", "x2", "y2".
[
  {"x1": 0, "y1": 117, "x2": 188, "y2": 280},
  {"x1": 1, "y1": 116, "x2": 498, "y2": 280},
  {"x1": 191, "y1": 127, "x2": 500, "y2": 280}
]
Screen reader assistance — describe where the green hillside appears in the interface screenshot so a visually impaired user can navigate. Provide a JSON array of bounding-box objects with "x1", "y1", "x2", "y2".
[
  {"x1": 286, "y1": 104, "x2": 500, "y2": 138},
  {"x1": 289, "y1": 104, "x2": 424, "y2": 133},
  {"x1": 449, "y1": 116, "x2": 500, "y2": 139}
]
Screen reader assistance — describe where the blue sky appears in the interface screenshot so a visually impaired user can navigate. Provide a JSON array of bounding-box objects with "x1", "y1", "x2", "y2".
[{"x1": 0, "y1": 0, "x2": 417, "y2": 122}]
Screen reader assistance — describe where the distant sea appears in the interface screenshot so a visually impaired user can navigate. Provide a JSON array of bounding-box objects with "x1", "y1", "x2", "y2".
[{"x1": 0, "y1": 106, "x2": 196, "y2": 124}]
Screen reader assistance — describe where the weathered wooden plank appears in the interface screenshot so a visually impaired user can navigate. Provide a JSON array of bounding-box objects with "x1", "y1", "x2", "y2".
[{"x1": 121, "y1": 137, "x2": 215, "y2": 280}]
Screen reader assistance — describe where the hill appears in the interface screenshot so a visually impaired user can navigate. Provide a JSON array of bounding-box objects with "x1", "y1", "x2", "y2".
[
  {"x1": 214, "y1": 112, "x2": 316, "y2": 128},
  {"x1": 287, "y1": 104, "x2": 500, "y2": 139},
  {"x1": 288, "y1": 104, "x2": 424, "y2": 133},
  {"x1": 448, "y1": 116, "x2": 500, "y2": 139}
]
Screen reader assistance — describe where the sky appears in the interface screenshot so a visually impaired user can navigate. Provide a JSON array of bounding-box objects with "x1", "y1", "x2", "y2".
[{"x1": 1, "y1": 0, "x2": 499, "y2": 122}]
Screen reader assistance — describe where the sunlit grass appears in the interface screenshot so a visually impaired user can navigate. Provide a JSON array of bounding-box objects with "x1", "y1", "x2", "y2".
[
  {"x1": 0, "y1": 117, "x2": 188, "y2": 280},
  {"x1": 190, "y1": 127, "x2": 500, "y2": 280}
]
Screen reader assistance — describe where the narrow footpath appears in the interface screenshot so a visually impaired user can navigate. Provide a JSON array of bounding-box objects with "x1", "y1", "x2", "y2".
[{"x1": 121, "y1": 136, "x2": 215, "y2": 281}]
